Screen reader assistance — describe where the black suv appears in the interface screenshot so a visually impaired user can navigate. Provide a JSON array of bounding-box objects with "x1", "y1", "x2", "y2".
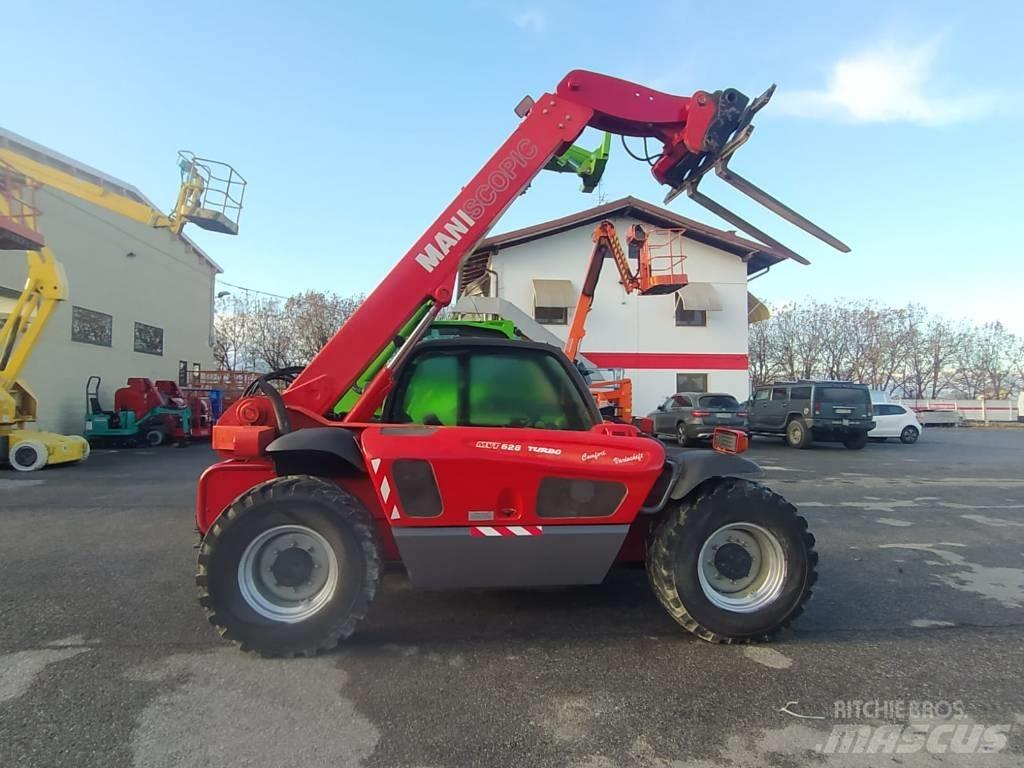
[{"x1": 748, "y1": 381, "x2": 874, "y2": 449}]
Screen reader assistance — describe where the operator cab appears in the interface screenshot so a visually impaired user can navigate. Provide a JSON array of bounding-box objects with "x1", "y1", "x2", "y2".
[{"x1": 383, "y1": 338, "x2": 600, "y2": 431}]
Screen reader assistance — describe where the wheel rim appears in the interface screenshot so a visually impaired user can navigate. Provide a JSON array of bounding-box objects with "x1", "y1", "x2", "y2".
[
  {"x1": 238, "y1": 525, "x2": 340, "y2": 623},
  {"x1": 788, "y1": 422, "x2": 801, "y2": 442},
  {"x1": 697, "y1": 523, "x2": 787, "y2": 613},
  {"x1": 13, "y1": 444, "x2": 39, "y2": 469},
  {"x1": 902, "y1": 427, "x2": 917, "y2": 442}
]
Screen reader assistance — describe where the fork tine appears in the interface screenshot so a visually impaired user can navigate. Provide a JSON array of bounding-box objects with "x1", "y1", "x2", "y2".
[
  {"x1": 685, "y1": 189, "x2": 811, "y2": 265},
  {"x1": 715, "y1": 163, "x2": 851, "y2": 253}
]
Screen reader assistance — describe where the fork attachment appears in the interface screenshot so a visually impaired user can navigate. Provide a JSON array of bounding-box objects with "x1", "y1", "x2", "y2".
[{"x1": 654, "y1": 86, "x2": 851, "y2": 262}]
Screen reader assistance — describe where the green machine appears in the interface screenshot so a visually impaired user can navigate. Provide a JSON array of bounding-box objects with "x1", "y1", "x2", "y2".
[{"x1": 85, "y1": 376, "x2": 193, "y2": 447}]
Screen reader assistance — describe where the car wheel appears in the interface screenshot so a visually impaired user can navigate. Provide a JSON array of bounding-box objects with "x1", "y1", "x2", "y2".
[
  {"x1": 145, "y1": 429, "x2": 165, "y2": 447},
  {"x1": 676, "y1": 423, "x2": 693, "y2": 447},
  {"x1": 842, "y1": 431, "x2": 868, "y2": 450},
  {"x1": 785, "y1": 419, "x2": 811, "y2": 449},
  {"x1": 900, "y1": 426, "x2": 919, "y2": 444}
]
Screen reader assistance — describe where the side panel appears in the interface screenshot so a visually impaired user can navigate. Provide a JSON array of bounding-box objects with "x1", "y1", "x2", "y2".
[
  {"x1": 361, "y1": 425, "x2": 663, "y2": 587},
  {"x1": 394, "y1": 525, "x2": 629, "y2": 588}
]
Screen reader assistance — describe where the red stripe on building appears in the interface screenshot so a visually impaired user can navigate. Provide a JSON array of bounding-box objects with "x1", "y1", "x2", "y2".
[{"x1": 585, "y1": 352, "x2": 749, "y2": 370}]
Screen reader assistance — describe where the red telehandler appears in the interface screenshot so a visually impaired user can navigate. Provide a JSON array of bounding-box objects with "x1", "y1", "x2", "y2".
[{"x1": 197, "y1": 70, "x2": 848, "y2": 656}]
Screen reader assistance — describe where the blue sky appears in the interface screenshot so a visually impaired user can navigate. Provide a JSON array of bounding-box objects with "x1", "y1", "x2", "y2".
[{"x1": 8, "y1": 1, "x2": 1024, "y2": 332}]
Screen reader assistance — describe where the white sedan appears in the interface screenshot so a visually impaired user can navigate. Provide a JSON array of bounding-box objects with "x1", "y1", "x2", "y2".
[{"x1": 869, "y1": 403, "x2": 922, "y2": 444}]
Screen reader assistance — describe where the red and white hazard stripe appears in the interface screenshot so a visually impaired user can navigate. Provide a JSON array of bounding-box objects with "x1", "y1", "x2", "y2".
[
  {"x1": 470, "y1": 525, "x2": 544, "y2": 537},
  {"x1": 367, "y1": 457, "x2": 401, "y2": 520}
]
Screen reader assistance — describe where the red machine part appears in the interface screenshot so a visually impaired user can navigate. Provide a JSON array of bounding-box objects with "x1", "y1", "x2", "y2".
[
  {"x1": 114, "y1": 378, "x2": 164, "y2": 421},
  {"x1": 204, "y1": 70, "x2": 837, "y2": 536},
  {"x1": 214, "y1": 71, "x2": 732, "y2": 445},
  {"x1": 156, "y1": 381, "x2": 214, "y2": 438}
]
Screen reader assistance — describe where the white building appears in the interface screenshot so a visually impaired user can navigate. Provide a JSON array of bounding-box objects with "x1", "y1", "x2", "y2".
[
  {"x1": 0, "y1": 128, "x2": 221, "y2": 435},
  {"x1": 457, "y1": 197, "x2": 789, "y2": 414}
]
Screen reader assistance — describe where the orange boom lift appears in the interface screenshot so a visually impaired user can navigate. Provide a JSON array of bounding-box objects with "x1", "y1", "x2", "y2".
[{"x1": 565, "y1": 221, "x2": 688, "y2": 422}]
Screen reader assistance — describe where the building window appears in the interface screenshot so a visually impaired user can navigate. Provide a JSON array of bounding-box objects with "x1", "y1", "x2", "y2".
[
  {"x1": 675, "y1": 305, "x2": 708, "y2": 326},
  {"x1": 178, "y1": 360, "x2": 189, "y2": 386},
  {"x1": 71, "y1": 306, "x2": 113, "y2": 347},
  {"x1": 676, "y1": 373, "x2": 708, "y2": 392},
  {"x1": 534, "y1": 306, "x2": 568, "y2": 325},
  {"x1": 134, "y1": 322, "x2": 164, "y2": 356}
]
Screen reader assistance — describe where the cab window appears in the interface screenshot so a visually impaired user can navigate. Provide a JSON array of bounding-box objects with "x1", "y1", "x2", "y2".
[
  {"x1": 753, "y1": 388, "x2": 770, "y2": 401},
  {"x1": 393, "y1": 348, "x2": 593, "y2": 430},
  {"x1": 771, "y1": 387, "x2": 788, "y2": 401}
]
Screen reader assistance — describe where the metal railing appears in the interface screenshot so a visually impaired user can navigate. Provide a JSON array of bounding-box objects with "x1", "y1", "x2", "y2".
[
  {"x1": 178, "y1": 151, "x2": 247, "y2": 228},
  {"x1": 643, "y1": 227, "x2": 688, "y2": 280},
  {"x1": 0, "y1": 158, "x2": 43, "y2": 236}
]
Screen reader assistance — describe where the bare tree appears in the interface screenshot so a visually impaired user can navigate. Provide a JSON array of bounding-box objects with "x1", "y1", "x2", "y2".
[
  {"x1": 748, "y1": 317, "x2": 779, "y2": 388},
  {"x1": 287, "y1": 291, "x2": 365, "y2": 364},
  {"x1": 213, "y1": 293, "x2": 256, "y2": 371},
  {"x1": 749, "y1": 299, "x2": 1021, "y2": 399},
  {"x1": 249, "y1": 297, "x2": 296, "y2": 371}
]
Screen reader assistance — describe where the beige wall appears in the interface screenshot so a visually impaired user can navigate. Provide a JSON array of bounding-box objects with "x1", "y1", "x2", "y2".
[{"x1": 0, "y1": 186, "x2": 217, "y2": 434}]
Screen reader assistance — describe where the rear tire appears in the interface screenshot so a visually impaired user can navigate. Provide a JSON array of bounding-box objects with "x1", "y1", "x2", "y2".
[
  {"x1": 900, "y1": 426, "x2": 919, "y2": 444},
  {"x1": 843, "y1": 431, "x2": 868, "y2": 450},
  {"x1": 197, "y1": 475, "x2": 380, "y2": 657},
  {"x1": 785, "y1": 418, "x2": 811, "y2": 449},
  {"x1": 646, "y1": 478, "x2": 817, "y2": 643},
  {"x1": 676, "y1": 423, "x2": 694, "y2": 447},
  {"x1": 145, "y1": 429, "x2": 165, "y2": 447}
]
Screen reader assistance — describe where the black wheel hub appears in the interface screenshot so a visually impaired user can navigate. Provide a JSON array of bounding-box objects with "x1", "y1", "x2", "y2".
[
  {"x1": 270, "y1": 547, "x2": 315, "y2": 588},
  {"x1": 713, "y1": 542, "x2": 753, "y2": 580},
  {"x1": 13, "y1": 446, "x2": 36, "y2": 466}
]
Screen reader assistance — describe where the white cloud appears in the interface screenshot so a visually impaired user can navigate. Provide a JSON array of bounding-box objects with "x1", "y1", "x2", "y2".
[
  {"x1": 778, "y1": 38, "x2": 992, "y2": 126},
  {"x1": 513, "y1": 9, "x2": 545, "y2": 31}
]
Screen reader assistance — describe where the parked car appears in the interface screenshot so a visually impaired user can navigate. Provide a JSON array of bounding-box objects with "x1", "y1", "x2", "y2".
[
  {"x1": 748, "y1": 380, "x2": 875, "y2": 449},
  {"x1": 869, "y1": 403, "x2": 922, "y2": 443},
  {"x1": 648, "y1": 392, "x2": 747, "y2": 446}
]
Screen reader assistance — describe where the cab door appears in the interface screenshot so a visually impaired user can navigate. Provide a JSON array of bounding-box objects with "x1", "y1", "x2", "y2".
[
  {"x1": 361, "y1": 341, "x2": 665, "y2": 589},
  {"x1": 749, "y1": 387, "x2": 772, "y2": 429}
]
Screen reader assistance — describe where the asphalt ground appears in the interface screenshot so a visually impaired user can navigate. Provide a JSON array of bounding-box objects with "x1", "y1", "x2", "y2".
[{"x1": 1, "y1": 427, "x2": 1023, "y2": 767}]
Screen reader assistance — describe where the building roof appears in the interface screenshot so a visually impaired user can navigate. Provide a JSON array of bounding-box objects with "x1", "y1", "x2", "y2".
[
  {"x1": 0, "y1": 126, "x2": 222, "y2": 274},
  {"x1": 459, "y1": 195, "x2": 795, "y2": 290}
]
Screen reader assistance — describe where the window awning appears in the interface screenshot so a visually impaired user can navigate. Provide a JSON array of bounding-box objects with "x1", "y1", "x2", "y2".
[
  {"x1": 675, "y1": 282, "x2": 722, "y2": 311},
  {"x1": 532, "y1": 279, "x2": 575, "y2": 307},
  {"x1": 748, "y1": 292, "x2": 771, "y2": 324}
]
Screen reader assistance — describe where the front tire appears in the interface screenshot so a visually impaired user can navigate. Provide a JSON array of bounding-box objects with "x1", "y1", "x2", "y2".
[
  {"x1": 197, "y1": 475, "x2": 380, "y2": 657},
  {"x1": 145, "y1": 429, "x2": 165, "y2": 447},
  {"x1": 900, "y1": 426, "x2": 919, "y2": 444},
  {"x1": 646, "y1": 479, "x2": 817, "y2": 643}
]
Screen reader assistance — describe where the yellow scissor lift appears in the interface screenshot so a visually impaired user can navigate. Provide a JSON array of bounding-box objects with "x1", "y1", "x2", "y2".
[
  {"x1": 0, "y1": 160, "x2": 90, "y2": 470},
  {"x1": 0, "y1": 153, "x2": 245, "y2": 470}
]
